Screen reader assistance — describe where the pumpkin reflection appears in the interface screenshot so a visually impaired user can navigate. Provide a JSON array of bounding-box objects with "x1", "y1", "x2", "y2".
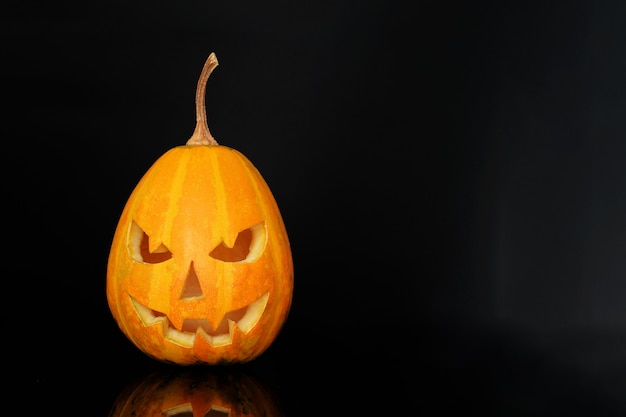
[{"x1": 109, "y1": 367, "x2": 284, "y2": 417}]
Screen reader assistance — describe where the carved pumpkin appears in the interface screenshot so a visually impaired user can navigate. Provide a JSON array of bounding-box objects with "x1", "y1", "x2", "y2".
[
  {"x1": 106, "y1": 53, "x2": 294, "y2": 365},
  {"x1": 109, "y1": 367, "x2": 284, "y2": 417}
]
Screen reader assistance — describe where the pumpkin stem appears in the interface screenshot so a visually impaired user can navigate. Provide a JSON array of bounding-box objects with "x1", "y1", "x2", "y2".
[{"x1": 186, "y1": 52, "x2": 219, "y2": 146}]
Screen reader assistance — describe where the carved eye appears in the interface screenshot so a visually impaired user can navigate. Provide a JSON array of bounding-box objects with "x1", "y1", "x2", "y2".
[
  {"x1": 210, "y1": 222, "x2": 266, "y2": 263},
  {"x1": 128, "y1": 221, "x2": 173, "y2": 264}
]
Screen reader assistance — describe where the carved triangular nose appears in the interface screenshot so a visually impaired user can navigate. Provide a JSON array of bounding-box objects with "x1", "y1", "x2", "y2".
[{"x1": 180, "y1": 262, "x2": 204, "y2": 300}]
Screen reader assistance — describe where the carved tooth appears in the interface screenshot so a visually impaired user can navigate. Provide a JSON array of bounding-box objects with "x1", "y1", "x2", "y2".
[
  {"x1": 166, "y1": 325, "x2": 196, "y2": 347},
  {"x1": 131, "y1": 296, "x2": 161, "y2": 325},
  {"x1": 199, "y1": 322, "x2": 234, "y2": 347},
  {"x1": 237, "y1": 292, "x2": 269, "y2": 333}
]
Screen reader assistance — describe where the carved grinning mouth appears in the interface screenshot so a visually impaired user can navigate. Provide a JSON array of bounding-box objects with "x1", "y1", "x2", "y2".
[{"x1": 129, "y1": 292, "x2": 269, "y2": 347}]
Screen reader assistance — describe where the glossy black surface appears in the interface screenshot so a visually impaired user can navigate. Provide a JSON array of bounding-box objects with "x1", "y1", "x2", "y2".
[
  {"x1": 8, "y1": 1, "x2": 626, "y2": 415},
  {"x1": 23, "y1": 320, "x2": 626, "y2": 415}
]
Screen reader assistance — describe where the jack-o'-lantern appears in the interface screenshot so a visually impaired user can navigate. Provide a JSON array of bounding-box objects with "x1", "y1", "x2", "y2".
[
  {"x1": 106, "y1": 53, "x2": 293, "y2": 365},
  {"x1": 108, "y1": 367, "x2": 284, "y2": 417}
]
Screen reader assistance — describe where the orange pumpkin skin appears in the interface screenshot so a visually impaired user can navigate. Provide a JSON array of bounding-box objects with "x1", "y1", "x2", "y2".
[
  {"x1": 106, "y1": 144, "x2": 293, "y2": 365},
  {"x1": 109, "y1": 367, "x2": 284, "y2": 417}
]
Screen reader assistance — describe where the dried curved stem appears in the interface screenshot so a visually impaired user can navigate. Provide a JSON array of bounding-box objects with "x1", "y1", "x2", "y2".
[{"x1": 186, "y1": 52, "x2": 219, "y2": 146}]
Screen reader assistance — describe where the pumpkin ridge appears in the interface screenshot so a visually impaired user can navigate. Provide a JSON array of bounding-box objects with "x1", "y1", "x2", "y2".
[
  {"x1": 209, "y1": 148, "x2": 235, "y2": 316},
  {"x1": 158, "y1": 148, "x2": 189, "y2": 254},
  {"x1": 208, "y1": 148, "x2": 229, "y2": 246},
  {"x1": 231, "y1": 150, "x2": 294, "y2": 330}
]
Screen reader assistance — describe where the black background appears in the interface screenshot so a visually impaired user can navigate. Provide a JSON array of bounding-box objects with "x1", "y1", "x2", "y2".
[{"x1": 6, "y1": 1, "x2": 626, "y2": 415}]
